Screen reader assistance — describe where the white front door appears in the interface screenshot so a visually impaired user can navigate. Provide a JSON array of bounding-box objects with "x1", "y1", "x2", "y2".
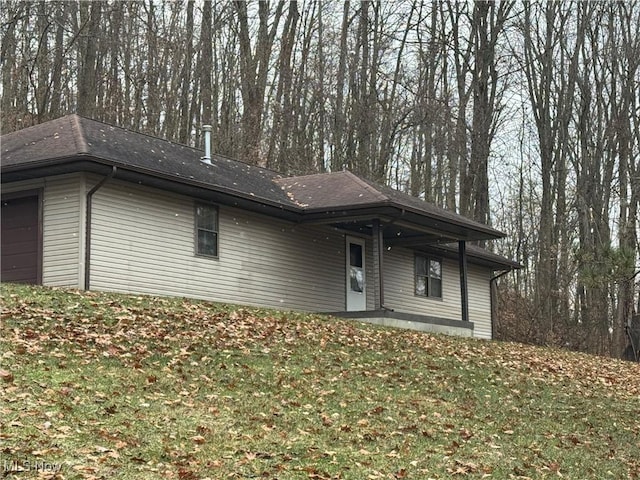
[{"x1": 346, "y1": 236, "x2": 366, "y2": 311}]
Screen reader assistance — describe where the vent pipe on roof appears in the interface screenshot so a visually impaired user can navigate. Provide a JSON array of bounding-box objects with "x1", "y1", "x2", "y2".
[{"x1": 201, "y1": 124, "x2": 212, "y2": 164}]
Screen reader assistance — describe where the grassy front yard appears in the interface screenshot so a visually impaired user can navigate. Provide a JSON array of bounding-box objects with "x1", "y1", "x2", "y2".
[{"x1": 1, "y1": 283, "x2": 639, "y2": 479}]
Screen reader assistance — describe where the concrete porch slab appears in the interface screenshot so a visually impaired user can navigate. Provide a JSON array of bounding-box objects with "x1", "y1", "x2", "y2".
[{"x1": 330, "y1": 310, "x2": 474, "y2": 337}]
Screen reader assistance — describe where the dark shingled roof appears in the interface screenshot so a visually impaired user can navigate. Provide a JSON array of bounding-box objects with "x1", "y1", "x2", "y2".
[
  {"x1": 275, "y1": 171, "x2": 388, "y2": 208},
  {"x1": 1, "y1": 115, "x2": 295, "y2": 208},
  {"x1": 2, "y1": 115, "x2": 514, "y2": 261},
  {"x1": 275, "y1": 171, "x2": 503, "y2": 239}
]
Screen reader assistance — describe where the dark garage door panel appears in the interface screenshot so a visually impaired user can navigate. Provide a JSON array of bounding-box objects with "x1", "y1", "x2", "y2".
[{"x1": 1, "y1": 195, "x2": 41, "y2": 284}]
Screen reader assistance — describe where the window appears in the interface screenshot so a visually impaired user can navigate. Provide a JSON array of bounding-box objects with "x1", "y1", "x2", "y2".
[
  {"x1": 195, "y1": 204, "x2": 218, "y2": 257},
  {"x1": 415, "y1": 255, "x2": 442, "y2": 298},
  {"x1": 349, "y1": 242, "x2": 364, "y2": 293}
]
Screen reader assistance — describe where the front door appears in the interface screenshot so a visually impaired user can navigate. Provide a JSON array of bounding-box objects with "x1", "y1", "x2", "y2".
[{"x1": 346, "y1": 236, "x2": 366, "y2": 311}]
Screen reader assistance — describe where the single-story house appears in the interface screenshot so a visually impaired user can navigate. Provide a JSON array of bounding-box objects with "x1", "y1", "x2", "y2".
[{"x1": 1, "y1": 115, "x2": 518, "y2": 339}]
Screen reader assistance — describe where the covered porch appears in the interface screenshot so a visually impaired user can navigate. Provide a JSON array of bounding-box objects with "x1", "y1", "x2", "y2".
[
  {"x1": 331, "y1": 217, "x2": 518, "y2": 336},
  {"x1": 278, "y1": 171, "x2": 519, "y2": 337},
  {"x1": 309, "y1": 212, "x2": 509, "y2": 315}
]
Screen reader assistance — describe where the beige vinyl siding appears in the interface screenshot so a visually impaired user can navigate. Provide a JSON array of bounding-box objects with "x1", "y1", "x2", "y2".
[
  {"x1": 366, "y1": 238, "x2": 375, "y2": 310},
  {"x1": 384, "y1": 247, "x2": 462, "y2": 320},
  {"x1": 467, "y1": 265, "x2": 492, "y2": 339},
  {"x1": 89, "y1": 180, "x2": 346, "y2": 311},
  {"x1": 2, "y1": 179, "x2": 46, "y2": 194},
  {"x1": 2, "y1": 174, "x2": 84, "y2": 288},
  {"x1": 383, "y1": 246, "x2": 493, "y2": 339},
  {"x1": 43, "y1": 175, "x2": 85, "y2": 287}
]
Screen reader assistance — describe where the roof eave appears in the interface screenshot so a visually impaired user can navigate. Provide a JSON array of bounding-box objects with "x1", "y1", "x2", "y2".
[
  {"x1": 417, "y1": 244, "x2": 522, "y2": 270},
  {"x1": 1, "y1": 155, "x2": 302, "y2": 220},
  {"x1": 3, "y1": 155, "x2": 506, "y2": 244},
  {"x1": 299, "y1": 202, "x2": 505, "y2": 242}
]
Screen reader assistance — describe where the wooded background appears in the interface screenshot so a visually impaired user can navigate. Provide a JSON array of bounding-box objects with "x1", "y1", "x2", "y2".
[{"x1": 2, "y1": 0, "x2": 639, "y2": 358}]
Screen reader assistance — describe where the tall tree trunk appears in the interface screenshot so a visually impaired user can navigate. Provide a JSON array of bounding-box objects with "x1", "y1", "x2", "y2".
[
  {"x1": 448, "y1": 0, "x2": 473, "y2": 217},
  {"x1": 315, "y1": 1, "x2": 326, "y2": 172},
  {"x1": 332, "y1": 1, "x2": 350, "y2": 171},
  {"x1": 77, "y1": 1, "x2": 102, "y2": 117},
  {"x1": 613, "y1": 1, "x2": 639, "y2": 357},
  {"x1": 1, "y1": 1, "x2": 22, "y2": 130},
  {"x1": 200, "y1": 0, "x2": 213, "y2": 133},
  {"x1": 178, "y1": 1, "x2": 195, "y2": 144},
  {"x1": 34, "y1": 1, "x2": 51, "y2": 121},
  {"x1": 353, "y1": 0, "x2": 371, "y2": 177},
  {"x1": 468, "y1": 1, "x2": 513, "y2": 229},
  {"x1": 267, "y1": 0, "x2": 299, "y2": 172},
  {"x1": 49, "y1": 1, "x2": 67, "y2": 119},
  {"x1": 522, "y1": 2, "x2": 563, "y2": 343},
  {"x1": 235, "y1": 0, "x2": 285, "y2": 165},
  {"x1": 379, "y1": 1, "x2": 415, "y2": 186}
]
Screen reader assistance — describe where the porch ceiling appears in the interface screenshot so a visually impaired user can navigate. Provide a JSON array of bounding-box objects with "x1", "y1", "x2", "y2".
[
  {"x1": 330, "y1": 218, "x2": 520, "y2": 270},
  {"x1": 333, "y1": 219, "x2": 456, "y2": 247},
  {"x1": 330, "y1": 218, "x2": 478, "y2": 245}
]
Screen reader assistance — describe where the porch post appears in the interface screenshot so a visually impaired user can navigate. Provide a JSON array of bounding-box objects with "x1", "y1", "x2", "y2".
[
  {"x1": 372, "y1": 219, "x2": 385, "y2": 310},
  {"x1": 459, "y1": 240, "x2": 469, "y2": 322}
]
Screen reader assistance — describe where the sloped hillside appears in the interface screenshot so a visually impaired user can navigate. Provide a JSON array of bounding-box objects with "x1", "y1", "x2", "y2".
[{"x1": 1, "y1": 283, "x2": 639, "y2": 479}]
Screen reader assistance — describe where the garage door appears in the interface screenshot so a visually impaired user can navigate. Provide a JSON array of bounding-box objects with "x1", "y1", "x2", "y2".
[{"x1": 1, "y1": 193, "x2": 42, "y2": 284}]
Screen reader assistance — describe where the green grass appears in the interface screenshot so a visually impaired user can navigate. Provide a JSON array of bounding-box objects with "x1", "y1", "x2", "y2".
[{"x1": 1, "y1": 283, "x2": 639, "y2": 479}]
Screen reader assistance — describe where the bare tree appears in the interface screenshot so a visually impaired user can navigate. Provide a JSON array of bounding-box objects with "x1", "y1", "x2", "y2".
[
  {"x1": 77, "y1": 1, "x2": 102, "y2": 117},
  {"x1": 234, "y1": 0, "x2": 285, "y2": 165},
  {"x1": 267, "y1": 0, "x2": 299, "y2": 172},
  {"x1": 2, "y1": 1, "x2": 31, "y2": 129},
  {"x1": 468, "y1": 0, "x2": 513, "y2": 228},
  {"x1": 3, "y1": 0, "x2": 638, "y2": 357}
]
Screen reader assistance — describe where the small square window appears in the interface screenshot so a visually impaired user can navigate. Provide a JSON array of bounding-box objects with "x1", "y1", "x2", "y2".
[
  {"x1": 195, "y1": 204, "x2": 218, "y2": 257},
  {"x1": 415, "y1": 255, "x2": 442, "y2": 299}
]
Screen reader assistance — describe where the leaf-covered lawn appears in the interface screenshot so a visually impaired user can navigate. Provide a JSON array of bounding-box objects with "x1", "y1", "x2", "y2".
[{"x1": 1, "y1": 284, "x2": 639, "y2": 479}]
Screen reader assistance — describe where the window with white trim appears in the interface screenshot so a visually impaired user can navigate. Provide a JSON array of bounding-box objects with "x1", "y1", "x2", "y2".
[
  {"x1": 195, "y1": 204, "x2": 218, "y2": 257},
  {"x1": 415, "y1": 255, "x2": 442, "y2": 298}
]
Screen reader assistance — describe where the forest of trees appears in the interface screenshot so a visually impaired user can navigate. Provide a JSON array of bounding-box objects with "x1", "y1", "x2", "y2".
[{"x1": 2, "y1": 0, "x2": 639, "y2": 358}]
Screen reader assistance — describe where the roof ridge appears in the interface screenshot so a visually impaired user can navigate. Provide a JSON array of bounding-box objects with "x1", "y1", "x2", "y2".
[
  {"x1": 281, "y1": 171, "x2": 333, "y2": 182},
  {"x1": 342, "y1": 171, "x2": 390, "y2": 202},
  {"x1": 278, "y1": 170, "x2": 391, "y2": 203},
  {"x1": 71, "y1": 114, "x2": 284, "y2": 177},
  {"x1": 69, "y1": 114, "x2": 89, "y2": 154},
  {"x1": 74, "y1": 114, "x2": 199, "y2": 152}
]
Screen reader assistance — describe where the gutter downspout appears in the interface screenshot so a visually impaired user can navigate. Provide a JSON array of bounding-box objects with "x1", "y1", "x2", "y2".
[
  {"x1": 85, "y1": 166, "x2": 117, "y2": 290},
  {"x1": 490, "y1": 269, "x2": 513, "y2": 339}
]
